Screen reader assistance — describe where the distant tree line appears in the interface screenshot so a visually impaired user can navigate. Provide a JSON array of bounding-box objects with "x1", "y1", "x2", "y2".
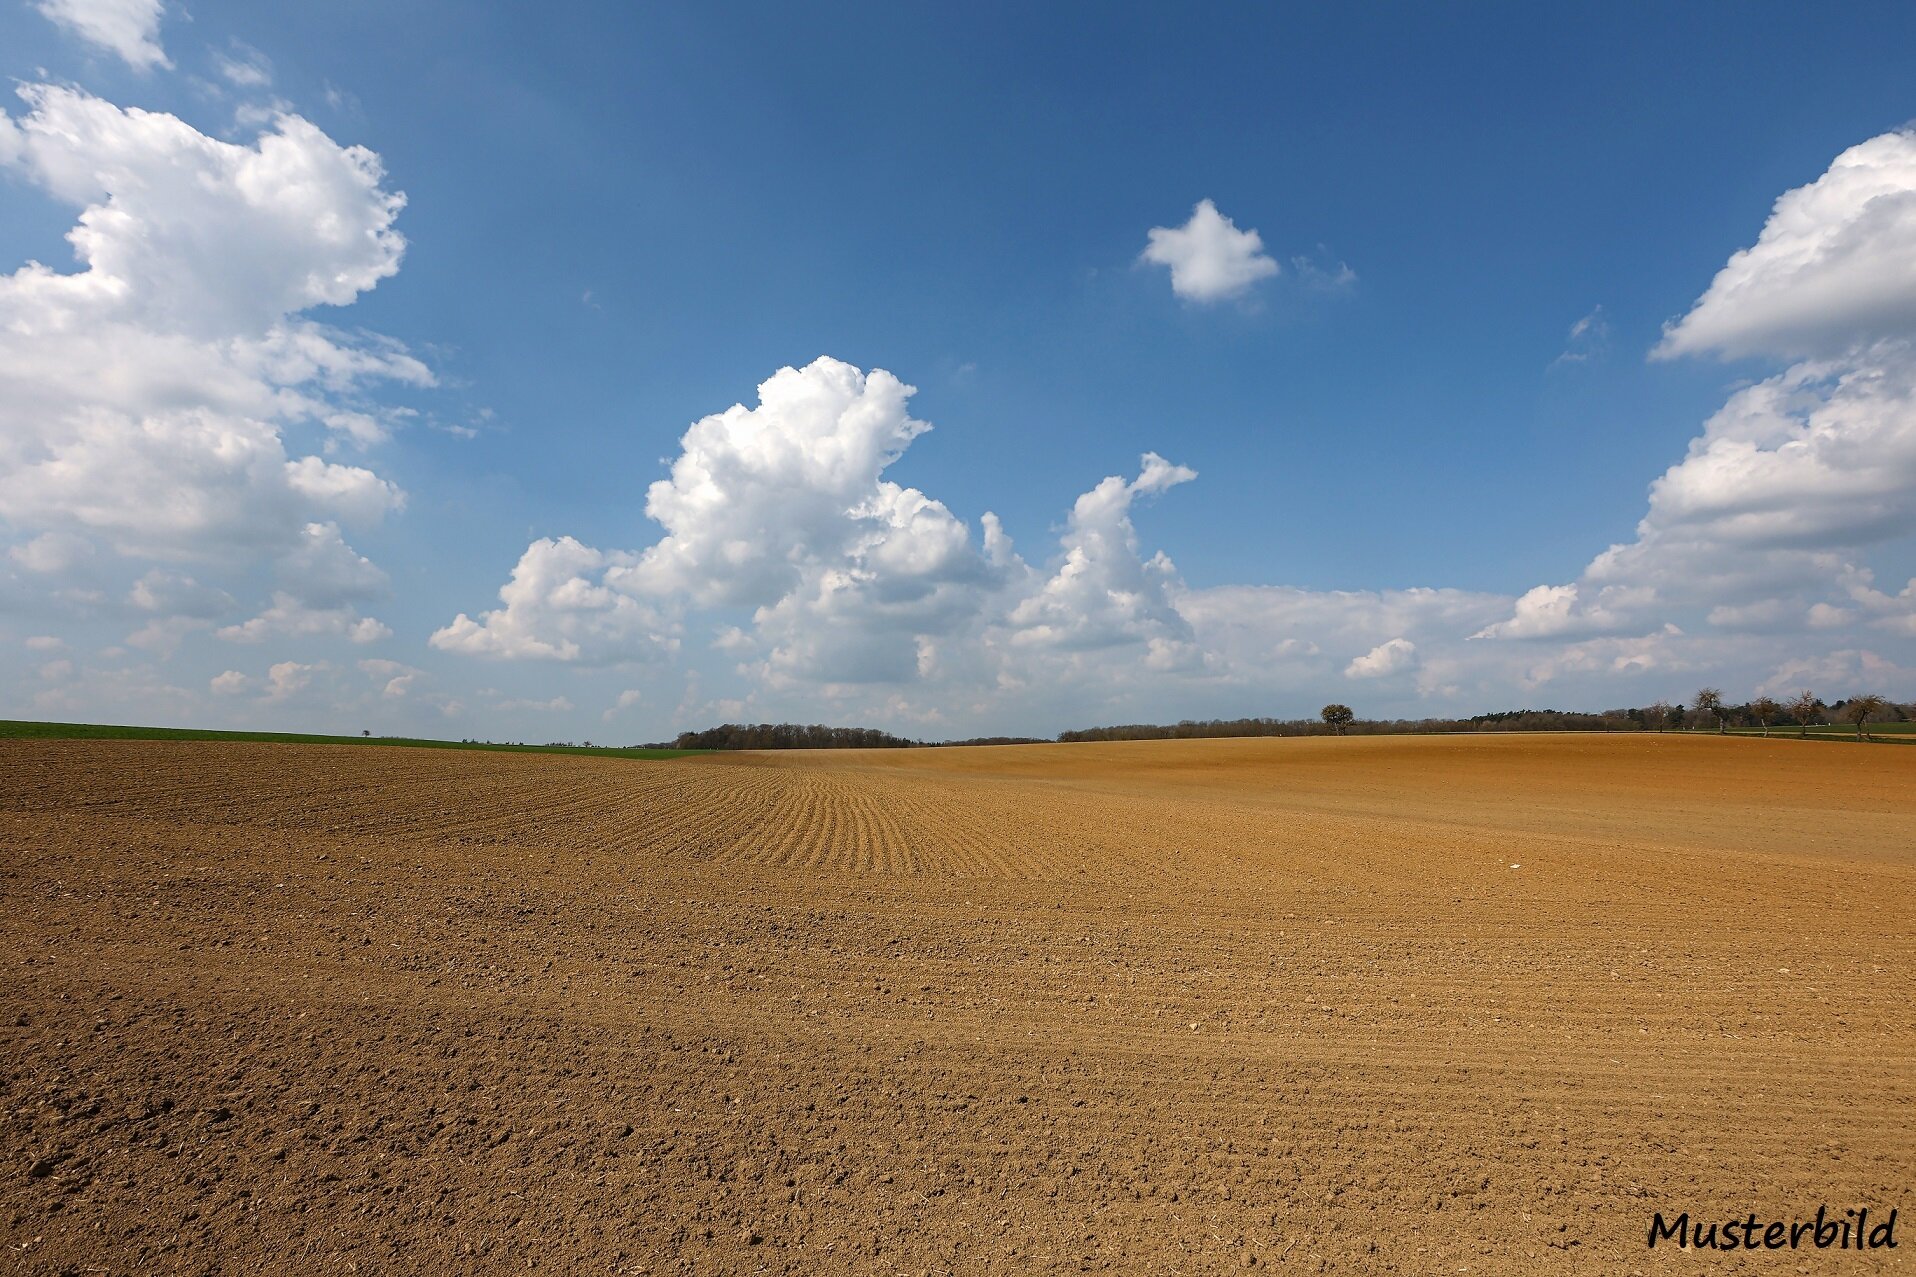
[
  {"x1": 664, "y1": 723, "x2": 924, "y2": 750},
  {"x1": 1061, "y1": 692, "x2": 1911, "y2": 744},
  {"x1": 651, "y1": 692, "x2": 1910, "y2": 751},
  {"x1": 653, "y1": 723, "x2": 1052, "y2": 750},
  {"x1": 1061, "y1": 716, "x2": 1337, "y2": 743}
]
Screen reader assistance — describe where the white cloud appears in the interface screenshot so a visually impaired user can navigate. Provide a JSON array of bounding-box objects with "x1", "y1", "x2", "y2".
[
  {"x1": 1141, "y1": 199, "x2": 1279, "y2": 302},
  {"x1": 1476, "y1": 127, "x2": 1916, "y2": 670},
  {"x1": 436, "y1": 359, "x2": 985, "y2": 679},
  {"x1": 37, "y1": 0, "x2": 168, "y2": 71},
  {"x1": 601, "y1": 688, "x2": 644, "y2": 723},
  {"x1": 358, "y1": 658, "x2": 419, "y2": 698},
  {"x1": 1470, "y1": 582, "x2": 1646, "y2": 641},
  {"x1": 431, "y1": 536, "x2": 676, "y2": 663},
  {"x1": 264, "y1": 660, "x2": 317, "y2": 700},
  {"x1": 1516, "y1": 625, "x2": 1689, "y2": 690},
  {"x1": 212, "y1": 41, "x2": 272, "y2": 89},
  {"x1": 0, "y1": 87, "x2": 418, "y2": 555},
  {"x1": 438, "y1": 361, "x2": 1213, "y2": 700},
  {"x1": 1807, "y1": 602, "x2": 1854, "y2": 630},
  {"x1": 1631, "y1": 353, "x2": 1916, "y2": 552},
  {"x1": 624, "y1": 358, "x2": 975, "y2": 607},
  {"x1": 1344, "y1": 637, "x2": 1417, "y2": 679},
  {"x1": 1289, "y1": 250, "x2": 1357, "y2": 293},
  {"x1": 0, "y1": 83, "x2": 422, "y2": 667},
  {"x1": 1001, "y1": 452, "x2": 1196, "y2": 656},
  {"x1": 443, "y1": 357, "x2": 1567, "y2": 731},
  {"x1": 0, "y1": 87, "x2": 405, "y2": 335},
  {"x1": 1657, "y1": 129, "x2": 1916, "y2": 361},
  {"x1": 24, "y1": 635, "x2": 66, "y2": 652},
  {"x1": 1551, "y1": 305, "x2": 1609, "y2": 368},
  {"x1": 218, "y1": 594, "x2": 389, "y2": 644},
  {"x1": 209, "y1": 669, "x2": 252, "y2": 696}
]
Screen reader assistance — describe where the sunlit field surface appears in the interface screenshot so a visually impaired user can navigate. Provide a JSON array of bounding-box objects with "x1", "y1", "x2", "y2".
[{"x1": 5, "y1": 734, "x2": 1911, "y2": 1273}]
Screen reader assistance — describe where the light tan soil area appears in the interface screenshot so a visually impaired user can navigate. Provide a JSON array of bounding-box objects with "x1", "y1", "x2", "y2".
[{"x1": 3, "y1": 734, "x2": 1911, "y2": 1274}]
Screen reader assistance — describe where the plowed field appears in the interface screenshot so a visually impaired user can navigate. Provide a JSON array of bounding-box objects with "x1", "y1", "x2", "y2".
[{"x1": 3, "y1": 734, "x2": 1911, "y2": 1274}]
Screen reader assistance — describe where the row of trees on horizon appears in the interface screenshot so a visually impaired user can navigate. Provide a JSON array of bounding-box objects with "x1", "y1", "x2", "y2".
[
  {"x1": 1306, "y1": 689, "x2": 1903, "y2": 742},
  {"x1": 646, "y1": 690, "x2": 1910, "y2": 751}
]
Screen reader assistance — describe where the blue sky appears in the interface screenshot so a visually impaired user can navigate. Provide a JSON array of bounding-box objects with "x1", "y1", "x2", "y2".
[{"x1": 3, "y1": 1, "x2": 1915, "y2": 739}]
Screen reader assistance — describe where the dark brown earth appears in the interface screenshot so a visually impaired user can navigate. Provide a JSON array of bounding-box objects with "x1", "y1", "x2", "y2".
[{"x1": 2, "y1": 734, "x2": 1911, "y2": 1274}]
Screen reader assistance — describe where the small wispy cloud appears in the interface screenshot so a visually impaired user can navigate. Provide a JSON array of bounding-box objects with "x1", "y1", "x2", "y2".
[
  {"x1": 1550, "y1": 304, "x2": 1609, "y2": 369},
  {"x1": 1290, "y1": 249, "x2": 1357, "y2": 293},
  {"x1": 212, "y1": 40, "x2": 272, "y2": 89}
]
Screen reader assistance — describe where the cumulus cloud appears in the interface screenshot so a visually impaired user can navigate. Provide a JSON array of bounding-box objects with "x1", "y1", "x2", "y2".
[
  {"x1": 359, "y1": 658, "x2": 420, "y2": 698},
  {"x1": 1001, "y1": 452, "x2": 1196, "y2": 656},
  {"x1": 1345, "y1": 637, "x2": 1417, "y2": 679},
  {"x1": 263, "y1": 660, "x2": 317, "y2": 700},
  {"x1": 431, "y1": 537, "x2": 675, "y2": 663},
  {"x1": 437, "y1": 360, "x2": 1216, "y2": 700},
  {"x1": 436, "y1": 359, "x2": 987, "y2": 681},
  {"x1": 1514, "y1": 625, "x2": 1690, "y2": 691},
  {"x1": 215, "y1": 522, "x2": 391, "y2": 644},
  {"x1": 1476, "y1": 126, "x2": 1916, "y2": 678},
  {"x1": 624, "y1": 358, "x2": 975, "y2": 607},
  {"x1": 1141, "y1": 200, "x2": 1280, "y2": 302},
  {"x1": 209, "y1": 669, "x2": 252, "y2": 696},
  {"x1": 1469, "y1": 582, "x2": 1648, "y2": 641},
  {"x1": 1623, "y1": 355, "x2": 1916, "y2": 556},
  {"x1": 0, "y1": 85, "x2": 420, "y2": 509},
  {"x1": 1656, "y1": 130, "x2": 1916, "y2": 362},
  {"x1": 601, "y1": 689, "x2": 644, "y2": 723},
  {"x1": 217, "y1": 594, "x2": 390, "y2": 644},
  {"x1": 0, "y1": 82, "x2": 422, "y2": 668},
  {"x1": 37, "y1": 0, "x2": 168, "y2": 70}
]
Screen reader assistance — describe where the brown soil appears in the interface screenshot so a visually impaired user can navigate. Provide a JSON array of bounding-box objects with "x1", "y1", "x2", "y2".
[{"x1": 2, "y1": 733, "x2": 1911, "y2": 1274}]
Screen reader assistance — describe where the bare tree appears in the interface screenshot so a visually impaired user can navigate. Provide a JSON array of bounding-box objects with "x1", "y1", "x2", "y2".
[
  {"x1": 1649, "y1": 699, "x2": 1670, "y2": 733},
  {"x1": 1785, "y1": 690, "x2": 1820, "y2": 739},
  {"x1": 1321, "y1": 704, "x2": 1354, "y2": 736},
  {"x1": 1693, "y1": 687, "x2": 1726, "y2": 734},
  {"x1": 1843, "y1": 693, "x2": 1888, "y2": 742},
  {"x1": 1749, "y1": 696, "x2": 1779, "y2": 737}
]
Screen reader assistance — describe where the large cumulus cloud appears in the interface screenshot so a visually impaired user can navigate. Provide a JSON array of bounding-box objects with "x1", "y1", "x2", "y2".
[
  {"x1": 0, "y1": 84, "x2": 422, "y2": 650},
  {"x1": 435, "y1": 357, "x2": 1228, "y2": 709},
  {"x1": 1475, "y1": 127, "x2": 1916, "y2": 685}
]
